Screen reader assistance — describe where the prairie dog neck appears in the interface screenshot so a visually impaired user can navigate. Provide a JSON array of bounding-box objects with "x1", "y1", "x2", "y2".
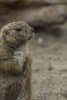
[{"x1": 14, "y1": 44, "x2": 29, "y2": 68}]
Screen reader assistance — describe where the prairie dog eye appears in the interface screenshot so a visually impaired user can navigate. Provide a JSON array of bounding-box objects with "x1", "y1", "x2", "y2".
[{"x1": 15, "y1": 28, "x2": 22, "y2": 31}]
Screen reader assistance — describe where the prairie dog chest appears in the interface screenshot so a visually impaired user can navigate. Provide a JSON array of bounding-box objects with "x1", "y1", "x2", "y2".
[{"x1": 14, "y1": 45, "x2": 28, "y2": 68}]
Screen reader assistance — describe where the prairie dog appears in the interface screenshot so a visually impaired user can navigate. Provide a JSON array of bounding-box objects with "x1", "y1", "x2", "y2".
[{"x1": 0, "y1": 21, "x2": 34, "y2": 100}]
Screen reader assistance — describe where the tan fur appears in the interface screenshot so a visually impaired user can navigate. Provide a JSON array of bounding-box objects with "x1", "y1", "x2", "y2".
[{"x1": 0, "y1": 21, "x2": 34, "y2": 100}]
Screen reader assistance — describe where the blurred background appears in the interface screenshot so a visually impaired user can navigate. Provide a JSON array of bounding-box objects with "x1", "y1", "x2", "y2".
[{"x1": 1, "y1": 0, "x2": 67, "y2": 100}]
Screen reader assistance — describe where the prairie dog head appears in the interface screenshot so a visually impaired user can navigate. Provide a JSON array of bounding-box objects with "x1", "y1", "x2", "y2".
[{"x1": 1, "y1": 21, "x2": 34, "y2": 48}]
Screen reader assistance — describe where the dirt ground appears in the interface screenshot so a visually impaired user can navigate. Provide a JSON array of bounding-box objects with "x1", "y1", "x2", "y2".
[{"x1": 30, "y1": 23, "x2": 67, "y2": 100}]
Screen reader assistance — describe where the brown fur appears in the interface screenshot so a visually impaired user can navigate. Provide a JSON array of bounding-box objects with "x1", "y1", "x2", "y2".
[{"x1": 0, "y1": 21, "x2": 34, "y2": 100}]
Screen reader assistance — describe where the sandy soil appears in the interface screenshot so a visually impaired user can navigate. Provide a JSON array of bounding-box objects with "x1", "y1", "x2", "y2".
[{"x1": 31, "y1": 23, "x2": 67, "y2": 100}]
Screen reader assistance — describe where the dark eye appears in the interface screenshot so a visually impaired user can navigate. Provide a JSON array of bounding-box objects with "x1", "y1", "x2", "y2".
[{"x1": 15, "y1": 28, "x2": 22, "y2": 31}]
